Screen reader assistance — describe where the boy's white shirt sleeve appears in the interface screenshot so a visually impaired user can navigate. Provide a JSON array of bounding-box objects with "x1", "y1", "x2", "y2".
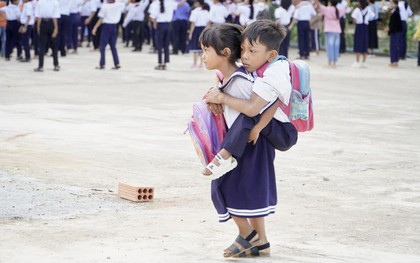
[{"x1": 252, "y1": 60, "x2": 291, "y2": 106}]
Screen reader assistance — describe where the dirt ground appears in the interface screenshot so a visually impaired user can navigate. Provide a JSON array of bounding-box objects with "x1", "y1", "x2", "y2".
[{"x1": 1, "y1": 42, "x2": 419, "y2": 263}]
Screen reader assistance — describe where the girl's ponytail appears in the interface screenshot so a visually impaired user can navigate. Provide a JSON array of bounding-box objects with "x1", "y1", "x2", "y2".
[{"x1": 160, "y1": 0, "x2": 165, "y2": 13}]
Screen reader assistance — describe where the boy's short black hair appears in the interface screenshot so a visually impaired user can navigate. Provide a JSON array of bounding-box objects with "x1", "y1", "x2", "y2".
[
  {"x1": 242, "y1": 20, "x2": 287, "y2": 51},
  {"x1": 199, "y1": 23, "x2": 243, "y2": 63}
]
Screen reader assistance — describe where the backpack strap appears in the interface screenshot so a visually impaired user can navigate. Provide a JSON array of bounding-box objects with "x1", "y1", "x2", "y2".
[{"x1": 219, "y1": 67, "x2": 253, "y2": 91}]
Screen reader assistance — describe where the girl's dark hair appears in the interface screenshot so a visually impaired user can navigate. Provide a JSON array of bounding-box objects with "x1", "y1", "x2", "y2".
[
  {"x1": 202, "y1": 2, "x2": 210, "y2": 11},
  {"x1": 280, "y1": 0, "x2": 292, "y2": 10},
  {"x1": 249, "y1": 0, "x2": 254, "y2": 20},
  {"x1": 160, "y1": 0, "x2": 165, "y2": 13},
  {"x1": 199, "y1": 23, "x2": 243, "y2": 64},
  {"x1": 242, "y1": 20, "x2": 286, "y2": 51},
  {"x1": 330, "y1": 0, "x2": 339, "y2": 19},
  {"x1": 358, "y1": 0, "x2": 368, "y2": 9}
]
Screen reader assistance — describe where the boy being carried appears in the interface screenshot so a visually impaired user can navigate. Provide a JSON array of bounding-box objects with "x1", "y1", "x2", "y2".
[{"x1": 204, "y1": 19, "x2": 298, "y2": 179}]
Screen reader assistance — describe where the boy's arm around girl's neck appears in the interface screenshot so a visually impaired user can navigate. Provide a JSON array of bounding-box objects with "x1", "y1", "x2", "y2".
[{"x1": 221, "y1": 91, "x2": 270, "y2": 118}]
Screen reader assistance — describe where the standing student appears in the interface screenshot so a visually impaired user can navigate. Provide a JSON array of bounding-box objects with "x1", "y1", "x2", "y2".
[
  {"x1": 208, "y1": 0, "x2": 228, "y2": 25},
  {"x1": 387, "y1": 0, "x2": 402, "y2": 68},
  {"x1": 398, "y1": 0, "x2": 412, "y2": 60},
  {"x1": 413, "y1": 18, "x2": 420, "y2": 67},
  {"x1": 337, "y1": 0, "x2": 348, "y2": 53},
  {"x1": 188, "y1": 0, "x2": 209, "y2": 68},
  {"x1": 92, "y1": 0, "x2": 125, "y2": 69},
  {"x1": 34, "y1": 0, "x2": 60, "y2": 72},
  {"x1": 0, "y1": 0, "x2": 22, "y2": 61},
  {"x1": 68, "y1": 0, "x2": 83, "y2": 54},
  {"x1": 366, "y1": 0, "x2": 378, "y2": 56},
  {"x1": 289, "y1": 0, "x2": 316, "y2": 59},
  {"x1": 85, "y1": 0, "x2": 102, "y2": 51},
  {"x1": 0, "y1": 0, "x2": 6, "y2": 58},
  {"x1": 123, "y1": 0, "x2": 149, "y2": 52},
  {"x1": 201, "y1": 23, "x2": 280, "y2": 258},
  {"x1": 275, "y1": 0, "x2": 295, "y2": 58},
  {"x1": 19, "y1": 0, "x2": 35, "y2": 62},
  {"x1": 80, "y1": 0, "x2": 92, "y2": 47},
  {"x1": 309, "y1": 0, "x2": 322, "y2": 56},
  {"x1": 315, "y1": 0, "x2": 346, "y2": 68},
  {"x1": 171, "y1": 0, "x2": 190, "y2": 55},
  {"x1": 236, "y1": 0, "x2": 255, "y2": 27},
  {"x1": 351, "y1": 0, "x2": 373, "y2": 68},
  {"x1": 58, "y1": 0, "x2": 71, "y2": 56},
  {"x1": 148, "y1": 0, "x2": 182, "y2": 70}
]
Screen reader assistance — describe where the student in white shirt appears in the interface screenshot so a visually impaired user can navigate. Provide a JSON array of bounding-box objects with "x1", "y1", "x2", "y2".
[
  {"x1": 188, "y1": 0, "x2": 209, "y2": 67},
  {"x1": 34, "y1": 0, "x2": 60, "y2": 72},
  {"x1": 208, "y1": 0, "x2": 228, "y2": 25},
  {"x1": 85, "y1": 0, "x2": 102, "y2": 50},
  {"x1": 0, "y1": 0, "x2": 22, "y2": 61},
  {"x1": 19, "y1": 0, "x2": 35, "y2": 62},
  {"x1": 235, "y1": 0, "x2": 255, "y2": 27},
  {"x1": 275, "y1": 0, "x2": 294, "y2": 57},
  {"x1": 288, "y1": 0, "x2": 316, "y2": 59},
  {"x1": 80, "y1": 0, "x2": 92, "y2": 47},
  {"x1": 149, "y1": 0, "x2": 184, "y2": 70},
  {"x1": 69, "y1": 0, "x2": 83, "y2": 54},
  {"x1": 123, "y1": 0, "x2": 149, "y2": 52},
  {"x1": 92, "y1": 0, "x2": 126, "y2": 69},
  {"x1": 58, "y1": 0, "x2": 71, "y2": 56},
  {"x1": 398, "y1": 0, "x2": 413, "y2": 60}
]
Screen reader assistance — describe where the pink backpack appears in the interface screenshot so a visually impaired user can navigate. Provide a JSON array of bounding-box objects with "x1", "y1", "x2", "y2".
[
  {"x1": 188, "y1": 100, "x2": 227, "y2": 167},
  {"x1": 256, "y1": 56, "x2": 314, "y2": 132}
]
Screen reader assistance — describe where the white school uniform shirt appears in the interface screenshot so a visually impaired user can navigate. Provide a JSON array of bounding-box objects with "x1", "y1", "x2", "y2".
[
  {"x1": 252, "y1": 60, "x2": 291, "y2": 123},
  {"x1": 208, "y1": 2, "x2": 228, "y2": 24},
  {"x1": 398, "y1": 1, "x2": 413, "y2": 21},
  {"x1": 222, "y1": 76, "x2": 254, "y2": 128},
  {"x1": 20, "y1": 2, "x2": 35, "y2": 25},
  {"x1": 35, "y1": 0, "x2": 60, "y2": 19},
  {"x1": 59, "y1": 0, "x2": 72, "y2": 15},
  {"x1": 292, "y1": 0, "x2": 315, "y2": 21},
  {"x1": 98, "y1": 2, "x2": 125, "y2": 24},
  {"x1": 148, "y1": 0, "x2": 178, "y2": 23},
  {"x1": 0, "y1": 4, "x2": 21, "y2": 20},
  {"x1": 351, "y1": 7, "x2": 373, "y2": 25},
  {"x1": 189, "y1": 7, "x2": 209, "y2": 27},
  {"x1": 337, "y1": 0, "x2": 349, "y2": 18},
  {"x1": 236, "y1": 3, "x2": 253, "y2": 26},
  {"x1": 81, "y1": 0, "x2": 92, "y2": 16},
  {"x1": 275, "y1": 5, "x2": 295, "y2": 26},
  {"x1": 90, "y1": 0, "x2": 102, "y2": 12},
  {"x1": 123, "y1": 0, "x2": 149, "y2": 27},
  {"x1": 70, "y1": 0, "x2": 83, "y2": 13}
]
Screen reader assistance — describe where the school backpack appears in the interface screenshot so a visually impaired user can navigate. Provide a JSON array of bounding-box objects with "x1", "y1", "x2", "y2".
[
  {"x1": 256, "y1": 56, "x2": 314, "y2": 132},
  {"x1": 188, "y1": 68, "x2": 250, "y2": 166},
  {"x1": 188, "y1": 101, "x2": 227, "y2": 167}
]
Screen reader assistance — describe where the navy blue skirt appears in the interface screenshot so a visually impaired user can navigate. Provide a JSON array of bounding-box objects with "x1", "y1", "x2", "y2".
[
  {"x1": 189, "y1": 26, "x2": 205, "y2": 52},
  {"x1": 353, "y1": 24, "x2": 369, "y2": 53},
  {"x1": 211, "y1": 136, "x2": 277, "y2": 222}
]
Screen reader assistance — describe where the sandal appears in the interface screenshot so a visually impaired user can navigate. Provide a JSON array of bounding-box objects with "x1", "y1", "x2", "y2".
[
  {"x1": 238, "y1": 242, "x2": 271, "y2": 257},
  {"x1": 223, "y1": 230, "x2": 260, "y2": 258},
  {"x1": 202, "y1": 154, "x2": 237, "y2": 180}
]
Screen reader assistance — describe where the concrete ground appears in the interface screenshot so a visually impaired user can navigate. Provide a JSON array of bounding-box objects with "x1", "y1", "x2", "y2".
[{"x1": 0, "y1": 42, "x2": 419, "y2": 263}]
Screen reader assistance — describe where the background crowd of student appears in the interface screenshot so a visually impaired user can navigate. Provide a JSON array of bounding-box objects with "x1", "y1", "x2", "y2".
[{"x1": 0, "y1": 0, "x2": 419, "y2": 71}]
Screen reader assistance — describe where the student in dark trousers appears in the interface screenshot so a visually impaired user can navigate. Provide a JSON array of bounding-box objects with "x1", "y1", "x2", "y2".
[
  {"x1": 149, "y1": 0, "x2": 185, "y2": 70},
  {"x1": 69, "y1": 0, "x2": 83, "y2": 53},
  {"x1": 289, "y1": 0, "x2": 316, "y2": 59},
  {"x1": 58, "y1": 0, "x2": 71, "y2": 56},
  {"x1": 0, "y1": 0, "x2": 22, "y2": 61},
  {"x1": 337, "y1": 0, "x2": 348, "y2": 53},
  {"x1": 123, "y1": 0, "x2": 149, "y2": 52},
  {"x1": 398, "y1": 0, "x2": 412, "y2": 60},
  {"x1": 19, "y1": 0, "x2": 35, "y2": 62},
  {"x1": 387, "y1": 0, "x2": 402, "y2": 68},
  {"x1": 34, "y1": 0, "x2": 60, "y2": 72},
  {"x1": 80, "y1": 0, "x2": 93, "y2": 47},
  {"x1": 85, "y1": 0, "x2": 102, "y2": 51},
  {"x1": 92, "y1": 0, "x2": 125, "y2": 69},
  {"x1": 171, "y1": 0, "x2": 190, "y2": 54}
]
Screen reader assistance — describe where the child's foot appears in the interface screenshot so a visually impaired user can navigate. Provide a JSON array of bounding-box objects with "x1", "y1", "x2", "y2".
[{"x1": 201, "y1": 154, "x2": 237, "y2": 180}]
